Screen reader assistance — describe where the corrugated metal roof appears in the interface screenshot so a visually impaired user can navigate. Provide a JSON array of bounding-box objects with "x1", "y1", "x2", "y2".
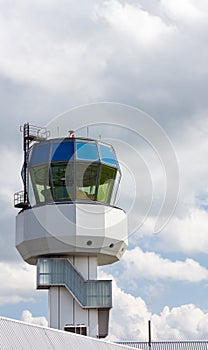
[
  {"x1": 0, "y1": 316, "x2": 138, "y2": 350},
  {"x1": 117, "y1": 342, "x2": 208, "y2": 350}
]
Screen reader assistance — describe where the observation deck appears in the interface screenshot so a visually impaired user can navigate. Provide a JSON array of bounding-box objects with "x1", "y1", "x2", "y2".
[{"x1": 15, "y1": 136, "x2": 121, "y2": 208}]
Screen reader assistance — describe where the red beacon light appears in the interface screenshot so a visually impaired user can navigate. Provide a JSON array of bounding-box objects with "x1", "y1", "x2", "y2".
[{"x1": 68, "y1": 130, "x2": 75, "y2": 138}]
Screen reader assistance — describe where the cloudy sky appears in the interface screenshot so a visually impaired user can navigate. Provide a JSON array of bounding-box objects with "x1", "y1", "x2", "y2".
[{"x1": 1, "y1": 0, "x2": 208, "y2": 342}]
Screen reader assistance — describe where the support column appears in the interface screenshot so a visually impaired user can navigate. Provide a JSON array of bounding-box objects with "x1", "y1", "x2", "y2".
[
  {"x1": 74, "y1": 256, "x2": 98, "y2": 337},
  {"x1": 48, "y1": 256, "x2": 99, "y2": 337}
]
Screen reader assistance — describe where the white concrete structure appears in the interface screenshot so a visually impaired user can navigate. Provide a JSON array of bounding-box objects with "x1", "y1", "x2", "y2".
[
  {"x1": 14, "y1": 124, "x2": 128, "y2": 338},
  {"x1": 16, "y1": 203, "x2": 127, "y2": 266}
]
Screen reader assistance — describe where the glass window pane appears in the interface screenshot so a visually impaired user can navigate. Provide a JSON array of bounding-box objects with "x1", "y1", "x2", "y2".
[
  {"x1": 28, "y1": 174, "x2": 36, "y2": 207},
  {"x1": 30, "y1": 143, "x2": 50, "y2": 166},
  {"x1": 99, "y1": 144, "x2": 117, "y2": 166},
  {"x1": 51, "y1": 141, "x2": 74, "y2": 161},
  {"x1": 97, "y1": 165, "x2": 117, "y2": 203},
  {"x1": 51, "y1": 162, "x2": 74, "y2": 201},
  {"x1": 76, "y1": 162, "x2": 99, "y2": 200},
  {"x1": 76, "y1": 142, "x2": 98, "y2": 161},
  {"x1": 30, "y1": 165, "x2": 52, "y2": 204},
  {"x1": 109, "y1": 170, "x2": 121, "y2": 205}
]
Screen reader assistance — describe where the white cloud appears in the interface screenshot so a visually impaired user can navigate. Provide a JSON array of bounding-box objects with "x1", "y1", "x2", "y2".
[
  {"x1": 0, "y1": 0, "x2": 206, "y2": 111},
  {"x1": 94, "y1": 0, "x2": 176, "y2": 48},
  {"x1": 0, "y1": 148, "x2": 22, "y2": 212},
  {"x1": 158, "y1": 208, "x2": 208, "y2": 254},
  {"x1": 98, "y1": 271, "x2": 151, "y2": 341},
  {"x1": 161, "y1": 0, "x2": 207, "y2": 23},
  {"x1": 120, "y1": 247, "x2": 208, "y2": 282},
  {"x1": 0, "y1": 1, "x2": 103, "y2": 93},
  {"x1": 0, "y1": 18, "x2": 87, "y2": 90},
  {"x1": 176, "y1": 116, "x2": 208, "y2": 205},
  {"x1": 100, "y1": 272, "x2": 208, "y2": 341},
  {"x1": 0, "y1": 261, "x2": 38, "y2": 304},
  {"x1": 152, "y1": 304, "x2": 208, "y2": 340},
  {"x1": 21, "y1": 310, "x2": 48, "y2": 327},
  {"x1": 143, "y1": 117, "x2": 208, "y2": 253},
  {"x1": 130, "y1": 115, "x2": 208, "y2": 253}
]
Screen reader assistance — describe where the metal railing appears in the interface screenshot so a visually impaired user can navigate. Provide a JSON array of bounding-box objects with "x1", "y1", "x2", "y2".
[
  {"x1": 14, "y1": 190, "x2": 29, "y2": 209},
  {"x1": 20, "y1": 123, "x2": 50, "y2": 142},
  {"x1": 117, "y1": 342, "x2": 208, "y2": 350}
]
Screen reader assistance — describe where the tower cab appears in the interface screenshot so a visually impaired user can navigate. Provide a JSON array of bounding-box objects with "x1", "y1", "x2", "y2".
[
  {"x1": 27, "y1": 137, "x2": 120, "y2": 208},
  {"x1": 15, "y1": 124, "x2": 127, "y2": 266}
]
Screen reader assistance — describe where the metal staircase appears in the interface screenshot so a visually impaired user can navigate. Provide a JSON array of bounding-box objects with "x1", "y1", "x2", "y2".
[
  {"x1": 37, "y1": 258, "x2": 112, "y2": 309},
  {"x1": 14, "y1": 123, "x2": 50, "y2": 209}
]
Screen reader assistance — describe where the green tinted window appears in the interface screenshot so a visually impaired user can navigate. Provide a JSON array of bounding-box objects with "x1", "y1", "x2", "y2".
[
  {"x1": 51, "y1": 162, "x2": 74, "y2": 201},
  {"x1": 30, "y1": 165, "x2": 52, "y2": 204},
  {"x1": 76, "y1": 162, "x2": 99, "y2": 200},
  {"x1": 97, "y1": 165, "x2": 117, "y2": 203}
]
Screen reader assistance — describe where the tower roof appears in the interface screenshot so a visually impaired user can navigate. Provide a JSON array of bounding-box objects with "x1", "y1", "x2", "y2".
[{"x1": 0, "y1": 316, "x2": 137, "y2": 350}]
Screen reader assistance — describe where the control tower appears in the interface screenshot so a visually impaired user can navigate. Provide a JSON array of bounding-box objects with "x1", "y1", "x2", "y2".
[{"x1": 14, "y1": 123, "x2": 128, "y2": 338}]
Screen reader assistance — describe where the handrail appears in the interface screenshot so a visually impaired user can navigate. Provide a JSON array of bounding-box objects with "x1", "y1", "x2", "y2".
[{"x1": 14, "y1": 190, "x2": 29, "y2": 209}]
